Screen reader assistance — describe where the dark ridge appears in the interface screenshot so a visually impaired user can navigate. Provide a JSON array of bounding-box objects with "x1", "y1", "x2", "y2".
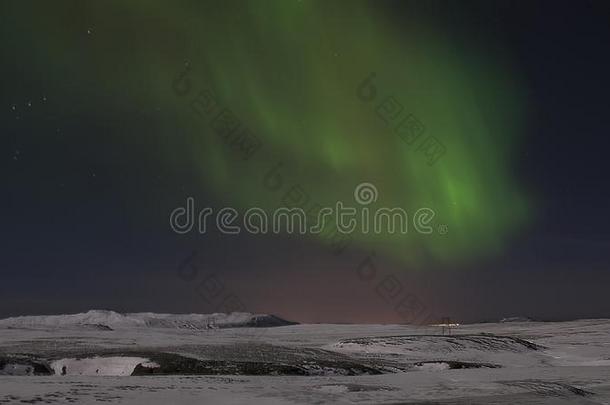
[
  {"x1": 413, "y1": 360, "x2": 501, "y2": 369},
  {"x1": 339, "y1": 334, "x2": 545, "y2": 351},
  {"x1": 0, "y1": 355, "x2": 54, "y2": 376},
  {"x1": 131, "y1": 351, "x2": 384, "y2": 376},
  {"x1": 82, "y1": 323, "x2": 114, "y2": 331}
]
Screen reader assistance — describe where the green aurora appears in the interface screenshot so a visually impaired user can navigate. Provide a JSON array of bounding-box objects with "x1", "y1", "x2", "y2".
[{"x1": 7, "y1": 0, "x2": 531, "y2": 267}]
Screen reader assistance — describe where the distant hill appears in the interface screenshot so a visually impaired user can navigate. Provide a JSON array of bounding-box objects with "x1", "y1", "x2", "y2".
[
  {"x1": 500, "y1": 316, "x2": 534, "y2": 323},
  {"x1": 0, "y1": 310, "x2": 298, "y2": 330}
]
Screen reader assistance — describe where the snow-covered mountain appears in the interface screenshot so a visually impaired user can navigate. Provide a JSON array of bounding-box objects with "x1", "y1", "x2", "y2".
[{"x1": 0, "y1": 310, "x2": 297, "y2": 330}]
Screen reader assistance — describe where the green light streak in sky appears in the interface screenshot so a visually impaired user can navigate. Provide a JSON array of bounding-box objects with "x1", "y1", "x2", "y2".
[{"x1": 14, "y1": 0, "x2": 531, "y2": 267}]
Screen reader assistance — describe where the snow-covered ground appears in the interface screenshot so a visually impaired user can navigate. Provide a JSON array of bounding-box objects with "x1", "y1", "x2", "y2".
[{"x1": 1, "y1": 311, "x2": 610, "y2": 404}]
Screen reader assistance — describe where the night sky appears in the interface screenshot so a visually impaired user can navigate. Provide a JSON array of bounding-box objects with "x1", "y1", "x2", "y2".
[{"x1": 2, "y1": 0, "x2": 609, "y2": 323}]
